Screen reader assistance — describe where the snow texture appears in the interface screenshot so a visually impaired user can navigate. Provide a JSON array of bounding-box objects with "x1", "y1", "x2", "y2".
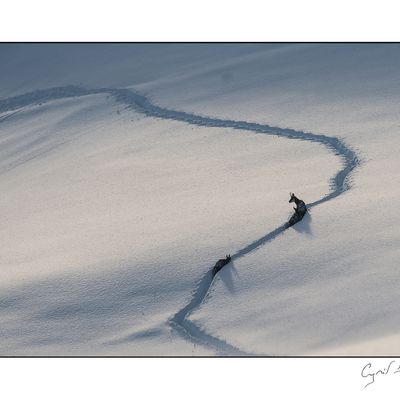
[{"x1": 0, "y1": 44, "x2": 399, "y2": 355}]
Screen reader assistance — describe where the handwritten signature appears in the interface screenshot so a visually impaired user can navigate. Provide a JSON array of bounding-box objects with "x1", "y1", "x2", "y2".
[{"x1": 361, "y1": 360, "x2": 400, "y2": 388}]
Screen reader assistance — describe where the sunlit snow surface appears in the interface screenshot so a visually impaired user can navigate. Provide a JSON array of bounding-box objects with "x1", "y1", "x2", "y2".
[{"x1": 0, "y1": 44, "x2": 399, "y2": 355}]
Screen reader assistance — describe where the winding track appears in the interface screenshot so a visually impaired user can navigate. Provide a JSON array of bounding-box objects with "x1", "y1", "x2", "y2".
[{"x1": 0, "y1": 86, "x2": 361, "y2": 355}]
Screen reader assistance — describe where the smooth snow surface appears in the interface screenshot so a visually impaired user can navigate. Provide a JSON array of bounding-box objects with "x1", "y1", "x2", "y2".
[{"x1": 0, "y1": 44, "x2": 399, "y2": 355}]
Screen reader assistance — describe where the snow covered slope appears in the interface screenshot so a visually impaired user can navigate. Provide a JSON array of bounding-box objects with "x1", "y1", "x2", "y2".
[{"x1": 0, "y1": 44, "x2": 399, "y2": 355}]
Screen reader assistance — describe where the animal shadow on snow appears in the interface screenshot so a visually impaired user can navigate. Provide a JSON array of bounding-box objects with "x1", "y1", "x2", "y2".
[
  {"x1": 292, "y1": 211, "x2": 312, "y2": 235},
  {"x1": 218, "y1": 260, "x2": 239, "y2": 294}
]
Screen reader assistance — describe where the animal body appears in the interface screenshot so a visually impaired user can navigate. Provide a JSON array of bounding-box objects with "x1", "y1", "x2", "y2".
[
  {"x1": 288, "y1": 193, "x2": 307, "y2": 226},
  {"x1": 212, "y1": 254, "x2": 231, "y2": 276}
]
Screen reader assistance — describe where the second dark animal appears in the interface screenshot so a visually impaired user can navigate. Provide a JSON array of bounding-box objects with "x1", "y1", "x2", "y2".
[{"x1": 212, "y1": 254, "x2": 231, "y2": 276}]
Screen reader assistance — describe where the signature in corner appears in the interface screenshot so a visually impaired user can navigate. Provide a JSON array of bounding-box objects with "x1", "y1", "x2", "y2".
[{"x1": 361, "y1": 360, "x2": 400, "y2": 388}]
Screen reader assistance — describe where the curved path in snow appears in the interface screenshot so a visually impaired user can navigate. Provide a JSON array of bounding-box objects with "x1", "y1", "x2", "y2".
[{"x1": 0, "y1": 86, "x2": 360, "y2": 355}]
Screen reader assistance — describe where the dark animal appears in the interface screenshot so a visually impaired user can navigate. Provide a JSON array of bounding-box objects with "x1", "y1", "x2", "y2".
[
  {"x1": 212, "y1": 254, "x2": 231, "y2": 276},
  {"x1": 288, "y1": 193, "x2": 307, "y2": 226}
]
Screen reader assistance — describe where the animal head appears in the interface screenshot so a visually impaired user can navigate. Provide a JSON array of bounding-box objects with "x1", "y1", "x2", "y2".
[{"x1": 289, "y1": 193, "x2": 296, "y2": 203}]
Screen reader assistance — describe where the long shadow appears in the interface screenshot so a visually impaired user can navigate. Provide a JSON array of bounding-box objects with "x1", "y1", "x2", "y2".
[
  {"x1": 0, "y1": 86, "x2": 361, "y2": 355},
  {"x1": 293, "y1": 212, "x2": 312, "y2": 235},
  {"x1": 219, "y1": 261, "x2": 239, "y2": 294}
]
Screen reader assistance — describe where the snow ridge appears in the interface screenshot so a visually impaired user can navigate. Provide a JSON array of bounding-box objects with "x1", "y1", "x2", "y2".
[{"x1": 0, "y1": 86, "x2": 361, "y2": 355}]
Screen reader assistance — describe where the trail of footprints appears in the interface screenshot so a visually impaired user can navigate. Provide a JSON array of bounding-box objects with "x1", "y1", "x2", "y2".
[{"x1": 0, "y1": 86, "x2": 361, "y2": 355}]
